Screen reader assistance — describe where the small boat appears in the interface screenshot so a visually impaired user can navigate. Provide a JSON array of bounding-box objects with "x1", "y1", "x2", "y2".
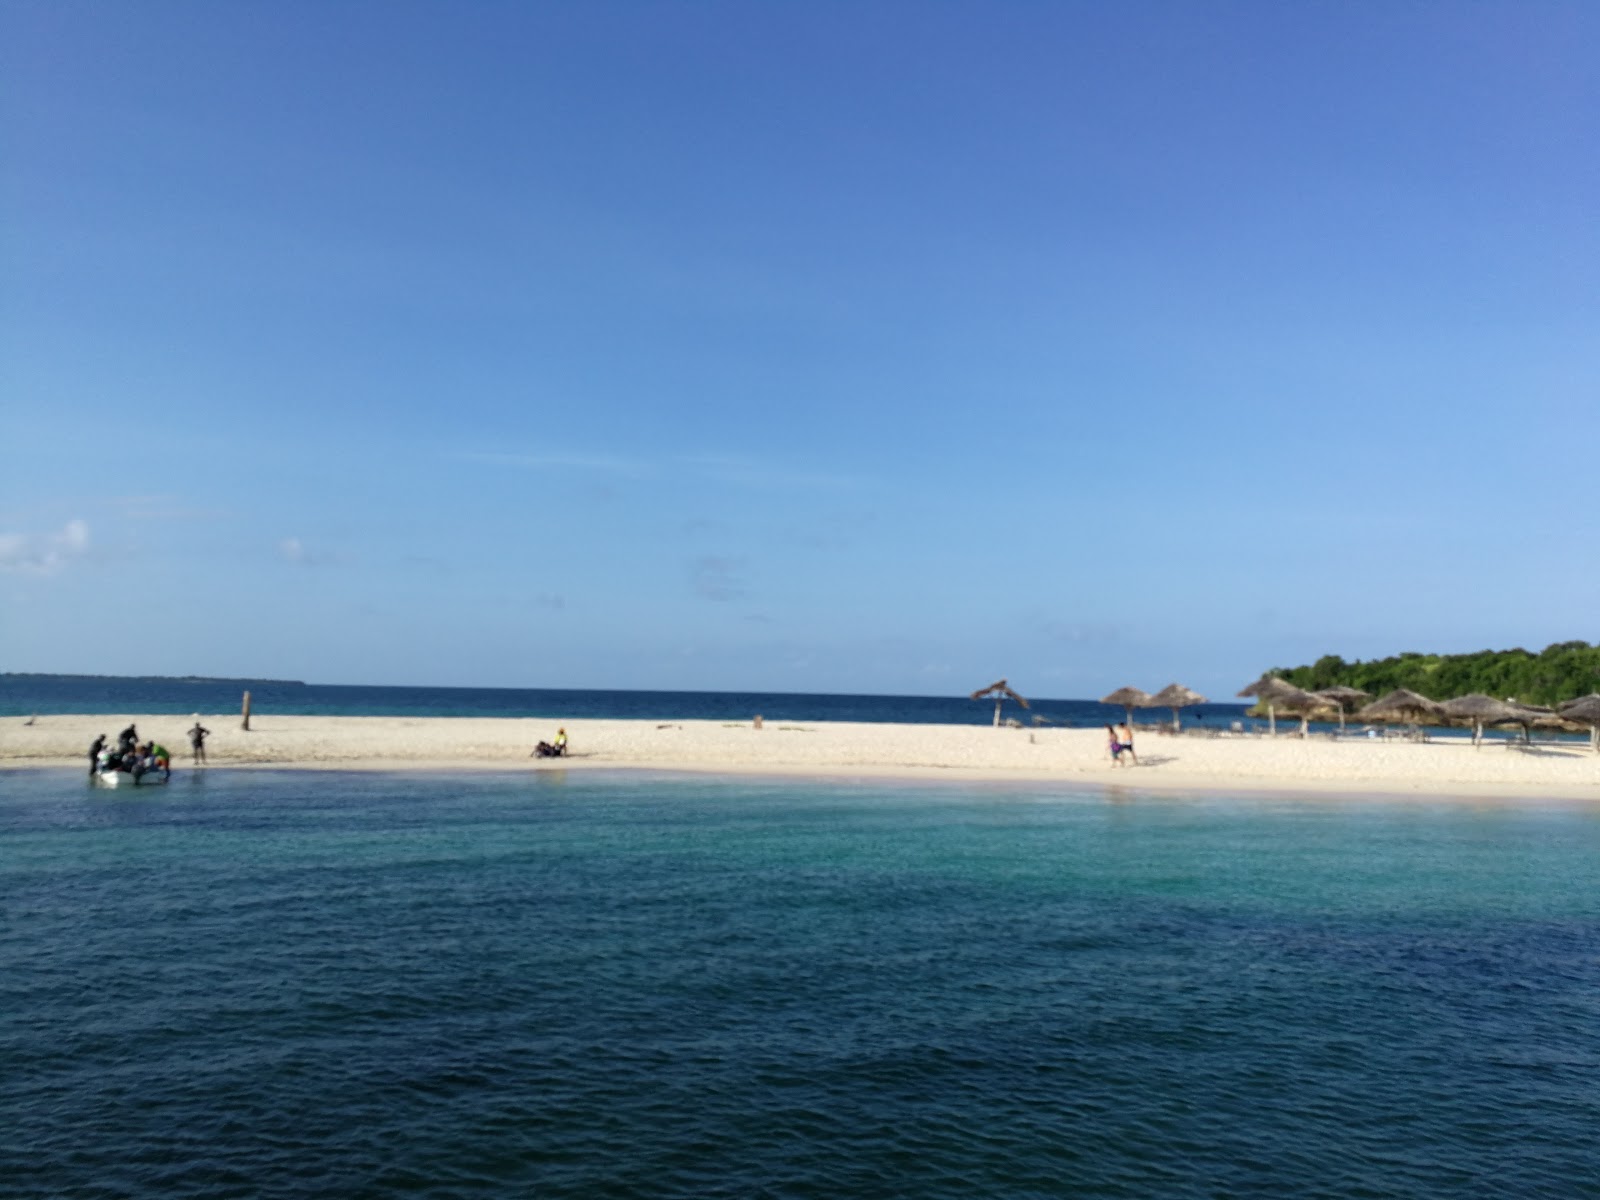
[{"x1": 94, "y1": 767, "x2": 170, "y2": 787}]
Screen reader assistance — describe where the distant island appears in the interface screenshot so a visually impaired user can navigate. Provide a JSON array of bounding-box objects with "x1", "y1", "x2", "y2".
[
  {"x1": 1270, "y1": 641, "x2": 1599, "y2": 708},
  {"x1": 2, "y1": 673, "x2": 308, "y2": 686}
]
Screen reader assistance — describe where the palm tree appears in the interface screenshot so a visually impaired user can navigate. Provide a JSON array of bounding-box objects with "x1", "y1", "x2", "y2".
[{"x1": 970, "y1": 679, "x2": 1030, "y2": 727}]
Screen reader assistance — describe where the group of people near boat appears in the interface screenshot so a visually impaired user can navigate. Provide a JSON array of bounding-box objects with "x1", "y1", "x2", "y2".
[
  {"x1": 87, "y1": 720, "x2": 211, "y2": 782},
  {"x1": 90, "y1": 725, "x2": 171, "y2": 781},
  {"x1": 83, "y1": 718, "x2": 568, "y2": 777}
]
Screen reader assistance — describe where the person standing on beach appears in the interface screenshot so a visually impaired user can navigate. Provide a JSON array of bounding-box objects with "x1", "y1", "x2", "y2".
[
  {"x1": 188, "y1": 719, "x2": 210, "y2": 764},
  {"x1": 88, "y1": 733, "x2": 106, "y2": 777},
  {"x1": 1107, "y1": 723, "x2": 1137, "y2": 767}
]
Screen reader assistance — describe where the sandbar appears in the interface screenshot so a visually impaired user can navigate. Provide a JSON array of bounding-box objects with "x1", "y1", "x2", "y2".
[{"x1": 3, "y1": 714, "x2": 1597, "y2": 801}]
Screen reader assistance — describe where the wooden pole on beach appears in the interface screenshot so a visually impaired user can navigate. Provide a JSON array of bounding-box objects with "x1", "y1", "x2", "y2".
[{"x1": 241, "y1": 690, "x2": 252, "y2": 731}]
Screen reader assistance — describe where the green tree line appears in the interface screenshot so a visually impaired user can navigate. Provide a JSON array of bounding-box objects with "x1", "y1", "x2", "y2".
[{"x1": 1270, "y1": 641, "x2": 1600, "y2": 708}]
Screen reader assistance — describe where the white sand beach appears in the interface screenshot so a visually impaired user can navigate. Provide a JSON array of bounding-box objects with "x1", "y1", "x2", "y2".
[{"x1": 3, "y1": 714, "x2": 1597, "y2": 800}]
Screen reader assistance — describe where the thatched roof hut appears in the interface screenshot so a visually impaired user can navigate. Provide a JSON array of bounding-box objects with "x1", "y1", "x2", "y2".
[
  {"x1": 1559, "y1": 694, "x2": 1600, "y2": 721},
  {"x1": 1313, "y1": 686, "x2": 1371, "y2": 732},
  {"x1": 1237, "y1": 676, "x2": 1333, "y2": 736},
  {"x1": 1236, "y1": 675, "x2": 1278, "y2": 700},
  {"x1": 1442, "y1": 693, "x2": 1520, "y2": 719},
  {"x1": 1558, "y1": 694, "x2": 1600, "y2": 751},
  {"x1": 1100, "y1": 687, "x2": 1151, "y2": 731},
  {"x1": 1503, "y1": 701, "x2": 1562, "y2": 743},
  {"x1": 1357, "y1": 688, "x2": 1444, "y2": 734},
  {"x1": 1441, "y1": 693, "x2": 1522, "y2": 747},
  {"x1": 970, "y1": 679, "x2": 1029, "y2": 727},
  {"x1": 1147, "y1": 683, "x2": 1207, "y2": 732},
  {"x1": 1509, "y1": 702, "x2": 1560, "y2": 723},
  {"x1": 1315, "y1": 685, "x2": 1372, "y2": 704}
]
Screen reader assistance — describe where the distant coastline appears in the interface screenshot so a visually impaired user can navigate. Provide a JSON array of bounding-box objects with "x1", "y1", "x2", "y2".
[
  {"x1": 0, "y1": 674, "x2": 1249, "y2": 727},
  {"x1": 1, "y1": 673, "x2": 308, "y2": 687}
]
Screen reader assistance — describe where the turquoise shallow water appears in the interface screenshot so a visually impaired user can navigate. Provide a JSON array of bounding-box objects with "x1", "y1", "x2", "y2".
[{"x1": 4, "y1": 770, "x2": 1599, "y2": 1198}]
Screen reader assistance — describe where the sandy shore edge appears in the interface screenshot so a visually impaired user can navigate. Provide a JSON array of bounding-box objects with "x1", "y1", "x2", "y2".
[{"x1": 3, "y1": 713, "x2": 1597, "y2": 802}]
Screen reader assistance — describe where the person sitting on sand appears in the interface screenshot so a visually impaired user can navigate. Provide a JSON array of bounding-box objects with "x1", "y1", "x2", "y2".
[{"x1": 533, "y1": 728, "x2": 570, "y2": 759}]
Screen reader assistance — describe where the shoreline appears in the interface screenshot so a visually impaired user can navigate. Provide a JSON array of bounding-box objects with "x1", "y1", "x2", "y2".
[
  {"x1": 7, "y1": 759, "x2": 1600, "y2": 808},
  {"x1": 3, "y1": 713, "x2": 1597, "y2": 802}
]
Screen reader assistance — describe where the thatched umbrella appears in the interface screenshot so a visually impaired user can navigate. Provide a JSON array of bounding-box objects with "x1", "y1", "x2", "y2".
[
  {"x1": 970, "y1": 678, "x2": 1030, "y2": 727},
  {"x1": 1147, "y1": 683, "x2": 1207, "y2": 732},
  {"x1": 1503, "y1": 701, "x2": 1560, "y2": 745},
  {"x1": 1357, "y1": 688, "x2": 1445, "y2": 737},
  {"x1": 1558, "y1": 694, "x2": 1600, "y2": 752},
  {"x1": 1441, "y1": 693, "x2": 1523, "y2": 748},
  {"x1": 1278, "y1": 685, "x2": 1337, "y2": 737},
  {"x1": 1237, "y1": 676, "x2": 1281, "y2": 735},
  {"x1": 1238, "y1": 675, "x2": 1331, "y2": 737},
  {"x1": 1100, "y1": 687, "x2": 1151, "y2": 732},
  {"x1": 1314, "y1": 686, "x2": 1372, "y2": 733}
]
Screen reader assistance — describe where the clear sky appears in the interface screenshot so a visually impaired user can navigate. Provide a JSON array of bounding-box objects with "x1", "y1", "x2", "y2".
[{"x1": 3, "y1": 1, "x2": 1596, "y2": 699}]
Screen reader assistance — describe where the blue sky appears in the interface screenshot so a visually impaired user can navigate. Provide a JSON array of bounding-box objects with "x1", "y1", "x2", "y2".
[{"x1": 3, "y1": 1, "x2": 1596, "y2": 698}]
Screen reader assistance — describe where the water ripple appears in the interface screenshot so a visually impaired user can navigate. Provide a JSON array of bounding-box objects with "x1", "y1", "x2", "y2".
[{"x1": 4, "y1": 769, "x2": 1599, "y2": 1198}]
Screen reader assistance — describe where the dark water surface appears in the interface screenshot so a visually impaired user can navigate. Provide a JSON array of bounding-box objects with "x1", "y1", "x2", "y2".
[
  {"x1": 4, "y1": 770, "x2": 1598, "y2": 1198},
  {"x1": 0, "y1": 673, "x2": 1254, "y2": 730}
]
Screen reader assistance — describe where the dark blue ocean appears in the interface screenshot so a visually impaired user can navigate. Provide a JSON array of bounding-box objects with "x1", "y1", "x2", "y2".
[
  {"x1": 7, "y1": 675, "x2": 1583, "y2": 747},
  {"x1": 0, "y1": 674, "x2": 1254, "y2": 730},
  {"x1": 4, "y1": 768, "x2": 1597, "y2": 1198}
]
